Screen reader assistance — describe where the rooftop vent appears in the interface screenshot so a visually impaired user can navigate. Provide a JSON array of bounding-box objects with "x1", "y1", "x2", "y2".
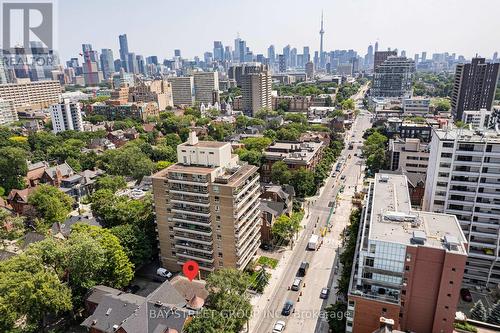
[
  {"x1": 379, "y1": 175, "x2": 389, "y2": 183},
  {"x1": 105, "y1": 308, "x2": 112, "y2": 316},
  {"x1": 412, "y1": 230, "x2": 427, "y2": 245},
  {"x1": 444, "y1": 234, "x2": 459, "y2": 251}
]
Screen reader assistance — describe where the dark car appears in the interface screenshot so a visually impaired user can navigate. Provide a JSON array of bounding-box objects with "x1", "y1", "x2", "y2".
[
  {"x1": 298, "y1": 261, "x2": 309, "y2": 276},
  {"x1": 460, "y1": 288, "x2": 472, "y2": 302},
  {"x1": 281, "y1": 300, "x2": 294, "y2": 316}
]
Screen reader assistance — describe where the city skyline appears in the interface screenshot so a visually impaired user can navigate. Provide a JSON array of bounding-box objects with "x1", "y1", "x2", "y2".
[{"x1": 55, "y1": 0, "x2": 500, "y2": 62}]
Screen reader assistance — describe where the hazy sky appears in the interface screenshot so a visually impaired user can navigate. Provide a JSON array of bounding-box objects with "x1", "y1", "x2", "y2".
[{"x1": 57, "y1": 0, "x2": 499, "y2": 62}]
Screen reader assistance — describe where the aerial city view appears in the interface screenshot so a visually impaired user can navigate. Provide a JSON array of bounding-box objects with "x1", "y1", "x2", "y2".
[{"x1": 0, "y1": 0, "x2": 500, "y2": 332}]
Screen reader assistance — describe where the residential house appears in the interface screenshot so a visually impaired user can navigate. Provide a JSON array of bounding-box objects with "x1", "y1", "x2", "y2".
[
  {"x1": 107, "y1": 128, "x2": 139, "y2": 147},
  {"x1": 82, "y1": 276, "x2": 208, "y2": 333},
  {"x1": 26, "y1": 161, "x2": 49, "y2": 187},
  {"x1": 51, "y1": 215, "x2": 101, "y2": 239},
  {"x1": 40, "y1": 162, "x2": 75, "y2": 187},
  {"x1": 260, "y1": 185, "x2": 295, "y2": 244},
  {"x1": 6, "y1": 187, "x2": 36, "y2": 215}
]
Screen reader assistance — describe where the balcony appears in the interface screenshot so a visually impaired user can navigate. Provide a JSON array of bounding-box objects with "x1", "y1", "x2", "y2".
[
  {"x1": 175, "y1": 241, "x2": 213, "y2": 254},
  {"x1": 170, "y1": 196, "x2": 210, "y2": 206},
  {"x1": 177, "y1": 259, "x2": 214, "y2": 271},
  {"x1": 174, "y1": 234, "x2": 212, "y2": 245},
  {"x1": 171, "y1": 205, "x2": 210, "y2": 217},
  {"x1": 171, "y1": 214, "x2": 211, "y2": 225},
  {"x1": 173, "y1": 223, "x2": 212, "y2": 236},
  {"x1": 167, "y1": 178, "x2": 208, "y2": 186},
  {"x1": 177, "y1": 250, "x2": 215, "y2": 263}
]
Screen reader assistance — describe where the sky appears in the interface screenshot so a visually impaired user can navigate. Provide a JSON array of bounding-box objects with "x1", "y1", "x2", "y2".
[{"x1": 56, "y1": 0, "x2": 500, "y2": 62}]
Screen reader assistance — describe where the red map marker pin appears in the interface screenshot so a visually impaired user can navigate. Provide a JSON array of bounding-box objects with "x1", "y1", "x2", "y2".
[{"x1": 183, "y1": 260, "x2": 199, "y2": 281}]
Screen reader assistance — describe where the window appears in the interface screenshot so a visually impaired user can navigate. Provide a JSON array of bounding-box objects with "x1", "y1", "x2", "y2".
[
  {"x1": 382, "y1": 307, "x2": 387, "y2": 313},
  {"x1": 443, "y1": 142, "x2": 454, "y2": 148},
  {"x1": 452, "y1": 268, "x2": 456, "y2": 272},
  {"x1": 441, "y1": 152, "x2": 452, "y2": 158},
  {"x1": 405, "y1": 265, "x2": 410, "y2": 271},
  {"x1": 445, "y1": 306, "x2": 449, "y2": 309},
  {"x1": 447, "y1": 293, "x2": 451, "y2": 297},
  {"x1": 449, "y1": 281, "x2": 453, "y2": 285}
]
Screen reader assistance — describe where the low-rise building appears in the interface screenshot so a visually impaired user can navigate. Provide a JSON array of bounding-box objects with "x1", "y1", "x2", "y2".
[
  {"x1": 260, "y1": 185, "x2": 294, "y2": 244},
  {"x1": 272, "y1": 95, "x2": 311, "y2": 113},
  {"x1": 0, "y1": 80, "x2": 61, "y2": 112},
  {"x1": 402, "y1": 97, "x2": 430, "y2": 116},
  {"x1": 129, "y1": 78, "x2": 174, "y2": 111},
  {"x1": 462, "y1": 108, "x2": 494, "y2": 129},
  {"x1": 91, "y1": 101, "x2": 159, "y2": 122},
  {"x1": 347, "y1": 173, "x2": 467, "y2": 333},
  {"x1": 389, "y1": 138, "x2": 429, "y2": 175},
  {"x1": 261, "y1": 141, "x2": 324, "y2": 183}
]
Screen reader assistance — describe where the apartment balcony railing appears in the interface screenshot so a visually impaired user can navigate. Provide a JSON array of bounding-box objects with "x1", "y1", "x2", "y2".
[{"x1": 174, "y1": 233, "x2": 212, "y2": 245}]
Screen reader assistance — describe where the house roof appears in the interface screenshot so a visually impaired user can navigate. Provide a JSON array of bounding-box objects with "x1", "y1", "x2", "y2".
[
  {"x1": 21, "y1": 231, "x2": 46, "y2": 249},
  {"x1": 44, "y1": 162, "x2": 74, "y2": 180},
  {"x1": 51, "y1": 215, "x2": 101, "y2": 238},
  {"x1": 260, "y1": 200, "x2": 286, "y2": 217},
  {"x1": 81, "y1": 293, "x2": 144, "y2": 333},
  {"x1": 7, "y1": 187, "x2": 36, "y2": 203},
  {"x1": 83, "y1": 278, "x2": 206, "y2": 333}
]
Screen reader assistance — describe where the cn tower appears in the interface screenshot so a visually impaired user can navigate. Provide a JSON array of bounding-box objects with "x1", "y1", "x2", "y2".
[{"x1": 319, "y1": 11, "x2": 325, "y2": 69}]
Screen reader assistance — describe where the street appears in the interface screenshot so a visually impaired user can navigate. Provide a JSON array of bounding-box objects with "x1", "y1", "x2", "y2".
[{"x1": 249, "y1": 110, "x2": 372, "y2": 333}]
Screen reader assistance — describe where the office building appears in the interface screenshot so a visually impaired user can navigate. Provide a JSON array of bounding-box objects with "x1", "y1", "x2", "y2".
[
  {"x1": 81, "y1": 44, "x2": 103, "y2": 86},
  {"x1": 167, "y1": 76, "x2": 195, "y2": 106},
  {"x1": 278, "y1": 55, "x2": 286, "y2": 73},
  {"x1": 151, "y1": 132, "x2": 261, "y2": 274},
  {"x1": 127, "y1": 53, "x2": 138, "y2": 74},
  {"x1": 0, "y1": 99, "x2": 17, "y2": 125},
  {"x1": 112, "y1": 69, "x2": 134, "y2": 89},
  {"x1": 402, "y1": 97, "x2": 430, "y2": 116},
  {"x1": 372, "y1": 57, "x2": 415, "y2": 98},
  {"x1": 303, "y1": 46, "x2": 310, "y2": 63},
  {"x1": 267, "y1": 45, "x2": 275, "y2": 66},
  {"x1": 129, "y1": 78, "x2": 173, "y2": 110},
  {"x1": 213, "y1": 41, "x2": 224, "y2": 61},
  {"x1": 174, "y1": 49, "x2": 181, "y2": 58},
  {"x1": 347, "y1": 173, "x2": 467, "y2": 333},
  {"x1": 50, "y1": 99, "x2": 84, "y2": 133},
  {"x1": 119, "y1": 34, "x2": 129, "y2": 71},
  {"x1": 451, "y1": 57, "x2": 499, "y2": 120},
  {"x1": 423, "y1": 128, "x2": 500, "y2": 288},
  {"x1": 0, "y1": 80, "x2": 61, "y2": 112},
  {"x1": 374, "y1": 50, "x2": 398, "y2": 71},
  {"x1": 241, "y1": 70, "x2": 272, "y2": 117},
  {"x1": 99, "y1": 49, "x2": 114, "y2": 79},
  {"x1": 462, "y1": 109, "x2": 494, "y2": 128},
  {"x1": 193, "y1": 72, "x2": 219, "y2": 105}
]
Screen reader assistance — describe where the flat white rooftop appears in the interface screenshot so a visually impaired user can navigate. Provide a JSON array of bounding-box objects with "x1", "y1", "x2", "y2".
[{"x1": 368, "y1": 173, "x2": 467, "y2": 254}]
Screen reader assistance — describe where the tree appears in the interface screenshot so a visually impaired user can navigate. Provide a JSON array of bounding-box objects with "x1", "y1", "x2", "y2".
[
  {"x1": 325, "y1": 302, "x2": 347, "y2": 332},
  {"x1": 363, "y1": 131, "x2": 389, "y2": 173},
  {"x1": 110, "y1": 224, "x2": 152, "y2": 267},
  {"x1": 487, "y1": 301, "x2": 500, "y2": 325},
  {"x1": 240, "y1": 137, "x2": 272, "y2": 151},
  {"x1": 0, "y1": 253, "x2": 72, "y2": 331},
  {"x1": 0, "y1": 146, "x2": 28, "y2": 193},
  {"x1": 270, "y1": 161, "x2": 292, "y2": 185},
  {"x1": 28, "y1": 184, "x2": 74, "y2": 225},
  {"x1": 98, "y1": 145, "x2": 155, "y2": 180},
  {"x1": 341, "y1": 98, "x2": 355, "y2": 110},
  {"x1": 276, "y1": 127, "x2": 300, "y2": 141},
  {"x1": 434, "y1": 98, "x2": 451, "y2": 112},
  {"x1": 271, "y1": 213, "x2": 301, "y2": 246},
  {"x1": 95, "y1": 175, "x2": 127, "y2": 192},
  {"x1": 470, "y1": 300, "x2": 487, "y2": 321},
  {"x1": 291, "y1": 167, "x2": 316, "y2": 197},
  {"x1": 236, "y1": 148, "x2": 262, "y2": 166},
  {"x1": 70, "y1": 225, "x2": 134, "y2": 290}
]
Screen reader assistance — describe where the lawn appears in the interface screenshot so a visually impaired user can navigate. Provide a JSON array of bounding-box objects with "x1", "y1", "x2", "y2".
[{"x1": 257, "y1": 256, "x2": 279, "y2": 269}]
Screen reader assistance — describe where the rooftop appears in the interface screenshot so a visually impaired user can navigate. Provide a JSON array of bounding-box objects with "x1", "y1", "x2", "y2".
[
  {"x1": 368, "y1": 173, "x2": 467, "y2": 254},
  {"x1": 434, "y1": 127, "x2": 500, "y2": 142}
]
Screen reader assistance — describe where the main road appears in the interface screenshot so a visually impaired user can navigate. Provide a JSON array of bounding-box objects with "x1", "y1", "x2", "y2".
[{"x1": 249, "y1": 110, "x2": 372, "y2": 333}]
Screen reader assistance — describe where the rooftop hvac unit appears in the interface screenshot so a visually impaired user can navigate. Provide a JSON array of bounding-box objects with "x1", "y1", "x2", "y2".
[
  {"x1": 444, "y1": 234, "x2": 460, "y2": 251},
  {"x1": 411, "y1": 230, "x2": 427, "y2": 245},
  {"x1": 379, "y1": 175, "x2": 389, "y2": 183}
]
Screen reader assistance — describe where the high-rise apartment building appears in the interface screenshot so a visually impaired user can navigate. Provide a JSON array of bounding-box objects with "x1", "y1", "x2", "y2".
[
  {"x1": 193, "y1": 72, "x2": 219, "y2": 105},
  {"x1": 152, "y1": 132, "x2": 261, "y2": 274},
  {"x1": 451, "y1": 57, "x2": 499, "y2": 121},
  {"x1": 119, "y1": 34, "x2": 129, "y2": 72},
  {"x1": 0, "y1": 80, "x2": 61, "y2": 112},
  {"x1": 347, "y1": 173, "x2": 467, "y2": 333},
  {"x1": 100, "y1": 49, "x2": 114, "y2": 79},
  {"x1": 305, "y1": 61, "x2": 314, "y2": 79},
  {"x1": 50, "y1": 98, "x2": 84, "y2": 133},
  {"x1": 372, "y1": 56, "x2": 415, "y2": 98},
  {"x1": 166, "y1": 76, "x2": 195, "y2": 106},
  {"x1": 423, "y1": 128, "x2": 500, "y2": 288},
  {"x1": 129, "y1": 78, "x2": 173, "y2": 110},
  {"x1": 241, "y1": 70, "x2": 272, "y2": 116},
  {"x1": 267, "y1": 45, "x2": 275, "y2": 66},
  {"x1": 374, "y1": 50, "x2": 397, "y2": 71},
  {"x1": 0, "y1": 99, "x2": 17, "y2": 125},
  {"x1": 127, "y1": 53, "x2": 138, "y2": 74}
]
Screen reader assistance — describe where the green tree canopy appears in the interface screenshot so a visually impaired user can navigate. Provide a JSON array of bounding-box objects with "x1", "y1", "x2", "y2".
[
  {"x1": 28, "y1": 184, "x2": 74, "y2": 225},
  {"x1": 0, "y1": 146, "x2": 28, "y2": 193},
  {"x1": 95, "y1": 175, "x2": 127, "y2": 193},
  {"x1": 270, "y1": 161, "x2": 292, "y2": 185}
]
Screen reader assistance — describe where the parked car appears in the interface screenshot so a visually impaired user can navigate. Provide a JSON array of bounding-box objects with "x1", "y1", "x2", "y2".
[
  {"x1": 291, "y1": 278, "x2": 302, "y2": 291},
  {"x1": 460, "y1": 288, "x2": 472, "y2": 302},
  {"x1": 281, "y1": 300, "x2": 294, "y2": 316},
  {"x1": 157, "y1": 267, "x2": 173, "y2": 279},
  {"x1": 272, "y1": 320, "x2": 286, "y2": 333},
  {"x1": 320, "y1": 287, "x2": 330, "y2": 299},
  {"x1": 298, "y1": 261, "x2": 309, "y2": 276},
  {"x1": 340, "y1": 175, "x2": 346, "y2": 180}
]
